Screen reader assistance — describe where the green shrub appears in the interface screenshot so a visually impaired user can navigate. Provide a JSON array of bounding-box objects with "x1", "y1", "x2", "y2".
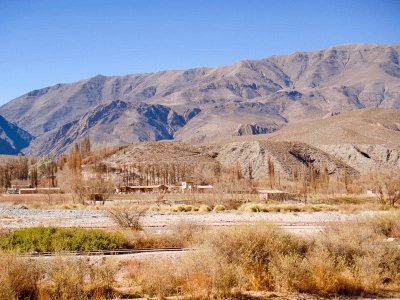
[{"x1": 0, "y1": 227, "x2": 128, "y2": 252}]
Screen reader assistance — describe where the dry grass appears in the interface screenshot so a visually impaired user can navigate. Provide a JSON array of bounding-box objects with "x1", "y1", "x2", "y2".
[
  {"x1": 127, "y1": 214, "x2": 400, "y2": 299},
  {"x1": 123, "y1": 220, "x2": 206, "y2": 248},
  {"x1": 0, "y1": 194, "x2": 75, "y2": 207},
  {"x1": 239, "y1": 202, "x2": 337, "y2": 213},
  {"x1": 0, "y1": 255, "x2": 118, "y2": 300},
  {"x1": 0, "y1": 215, "x2": 399, "y2": 298}
]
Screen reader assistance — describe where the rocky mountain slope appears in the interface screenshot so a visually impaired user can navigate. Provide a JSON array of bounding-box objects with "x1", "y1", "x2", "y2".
[
  {"x1": 26, "y1": 100, "x2": 191, "y2": 155},
  {"x1": 233, "y1": 108, "x2": 400, "y2": 173},
  {"x1": 0, "y1": 115, "x2": 34, "y2": 155},
  {"x1": 1, "y1": 44, "x2": 400, "y2": 154},
  {"x1": 102, "y1": 140, "x2": 359, "y2": 181}
]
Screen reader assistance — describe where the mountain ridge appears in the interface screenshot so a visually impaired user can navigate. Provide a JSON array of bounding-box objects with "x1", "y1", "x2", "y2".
[{"x1": 1, "y1": 43, "x2": 400, "y2": 155}]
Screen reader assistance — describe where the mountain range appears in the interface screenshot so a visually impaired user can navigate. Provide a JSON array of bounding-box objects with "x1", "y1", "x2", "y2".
[{"x1": 0, "y1": 44, "x2": 399, "y2": 156}]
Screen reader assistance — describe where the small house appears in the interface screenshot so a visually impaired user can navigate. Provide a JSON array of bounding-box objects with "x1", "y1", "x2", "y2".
[
  {"x1": 196, "y1": 184, "x2": 214, "y2": 193},
  {"x1": 256, "y1": 188, "x2": 289, "y2": 201},
  {"x1": 119, "y1": 184, "x2": 168, "y2": 194},
  {"x1": 181, "y1": 181, "x2": 194, "y2": 193}
]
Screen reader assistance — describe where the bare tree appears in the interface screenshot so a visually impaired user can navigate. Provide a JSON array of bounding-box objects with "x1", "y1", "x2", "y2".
[
  {"x1": 373, "y1": 171, "x2": 400, "y2": 206},
  {"x1": 267, "y1": 157, "x2": 275, "y2": 189},
  {"x1": 107, "y1": 207, "x2": 145, "y2": 230}
]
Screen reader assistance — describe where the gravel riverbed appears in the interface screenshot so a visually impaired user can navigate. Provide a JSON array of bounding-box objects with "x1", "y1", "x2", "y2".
[{"x1": 0, "y1": 204, "x2": 389, "y2": 233}]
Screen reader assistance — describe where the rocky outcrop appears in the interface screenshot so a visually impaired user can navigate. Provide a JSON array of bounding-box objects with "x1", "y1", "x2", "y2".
[
  {"x1": 209, "y1": 141, "x2": 358, "y2": 178},
  {"x1": 319, "y1": 144, "x2": 400, "y2": 173}
]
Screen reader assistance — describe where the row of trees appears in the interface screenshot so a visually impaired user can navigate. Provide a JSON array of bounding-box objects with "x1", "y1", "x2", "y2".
[
  {"x1": 0, "y1": 157, "x2": 31, "y2": 188},
  {"x1": 2, "y1": 134, "x2": 398, "y2": 206}
]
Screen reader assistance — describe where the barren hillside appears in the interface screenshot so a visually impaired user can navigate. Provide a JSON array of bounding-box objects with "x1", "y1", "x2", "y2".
[{"x1": 218, "y1": 108, "x2": 400, "y2": 173}]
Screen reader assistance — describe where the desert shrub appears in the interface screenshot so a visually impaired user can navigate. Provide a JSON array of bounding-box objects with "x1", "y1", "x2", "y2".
[
  {"x1": 0, "y1": 255, "x2": 45, "y2": 300},
  {"x1": 48, "y1": 258, "x2": 88, "y2": 300},
  {"x1": 168, "y1": 221, "x2": 399, "y2": 297},
  {"x1": 178, "y1": 250, "x2": 243, "y2": 299},
  {"x1": 364, "y1": 213, "x2": 400, "y2": 238},
  {"x1": 198, "y1": 204, "x2": 212, "y2": 212},
  {"x1": 238, "y1": 202, "x2": 337, "y2": 213},
  {"x1": 123, "y1": 221, "x2": 204, "y2": 249},
  {"x1": 130, "y1": 259, "x2": 181, "y2": 298},
  {"x1": 171, "y1": 204, "x2": 196, "y2": 212},
  {"x1": 213, "y1": 204, "x2": 226, "y2": 212},
  {"x1": 0, "y1": 255, "x2": 119, "y2": 300},
  {"x1": 203, "y1": 225, "x2": 309, "y2": 290},
  {"x1": 107, "y1": 206, "x2": 145, "y2": 230},
  {"x1": 47, "y1": 257, "x2": 117, "y2": 300},
  {"x1": 130, "y1": 250, "x2": 242, "y2": 299},
  {"x1": 0, "y1": 227, "x2": 128, "y2": 252}
]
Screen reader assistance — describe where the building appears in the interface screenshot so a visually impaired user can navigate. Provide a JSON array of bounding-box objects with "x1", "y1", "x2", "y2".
[
  {"x1": 196, "y1": 184, "x2": 214, "y2": 193},
  {"x1": 256, "y1": 188, "x2": 289, "y2": 201},
  {"x1": 181, "y1": 181, "x2": 194, "y2": 193},
  {"x1": 118, "y1": 184, "x2": 169, "y2": 194}
]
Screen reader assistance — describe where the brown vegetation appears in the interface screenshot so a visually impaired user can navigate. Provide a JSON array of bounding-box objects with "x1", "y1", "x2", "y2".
[
  {"x1": 107, "y1": 206, "x2": 145, "y2": 230},
  {"x1": 0, "y1": 255, "x2": 118, "y2": 300},
  {"x1": 129, "y1": 214, "x2": 400, "y2": 299},
  {"x1": 0, "y1": 215, "x2": 398, "y2": 299}
]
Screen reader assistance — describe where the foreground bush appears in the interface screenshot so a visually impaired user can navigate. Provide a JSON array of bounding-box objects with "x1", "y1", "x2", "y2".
[
  {"x1": 130, "y1": 214, "x2": 400, "y2": 298},
  {"x1": 0, "y1": 255, "x2": 117, "y2": 300},
  {"x1": 0, "y1": 227, "x2": 128, "y2": 252}
]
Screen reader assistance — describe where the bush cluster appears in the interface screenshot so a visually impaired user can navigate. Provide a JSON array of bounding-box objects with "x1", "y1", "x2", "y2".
[
  {"x1": 131, "y1": 214, "x2": 400, "y2": 298},
  {"x1": 0, "y1": 227, "x2": 128, "y2": 252}
]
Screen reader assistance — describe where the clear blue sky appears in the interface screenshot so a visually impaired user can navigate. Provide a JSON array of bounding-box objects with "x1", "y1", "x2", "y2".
[{"x1": 1, "y1": 0, "x2": 399, "y2": 105}]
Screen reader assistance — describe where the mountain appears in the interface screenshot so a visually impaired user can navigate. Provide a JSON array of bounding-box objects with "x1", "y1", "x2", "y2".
[
  {"x1": 26, "y1": 100, "x2": 189, "y2": 155},
  {"x1": 0, "y1": 115, "x2": 34, "y2": 155},
  {"x1": 1, "y1": 44, "x2": 400, "y2": 154}
]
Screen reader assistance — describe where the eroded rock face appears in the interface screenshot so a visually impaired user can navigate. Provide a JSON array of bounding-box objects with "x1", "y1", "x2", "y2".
[
  {"x1": 211, "y1": 141, "x2": 358, "y2": 178},
  {"x1": 319, "y1": 144, "x2": 400, "y2": 173}
]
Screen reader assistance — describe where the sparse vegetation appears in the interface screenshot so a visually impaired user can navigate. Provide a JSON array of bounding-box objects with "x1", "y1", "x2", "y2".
[
  {"x1": 129, "y1": 214, "x2": 400, "y2": 298},
  {"x1": 0, "y1": 215, "x2": 398, "y2": 298},
  {"x1": 239, "y1": 202, "x2": 337, "y2": 213},
  {"x1": 0, "y1": 227, "x2": 128, "y2": 252},
  {"x1": 0, "y1": 255, "x2": 119, "y2": 300}
]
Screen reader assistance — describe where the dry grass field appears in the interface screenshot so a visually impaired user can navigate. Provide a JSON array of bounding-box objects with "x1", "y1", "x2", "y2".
[{"x1": 0, "y1": 214, "x2": 399, "y2": 299}]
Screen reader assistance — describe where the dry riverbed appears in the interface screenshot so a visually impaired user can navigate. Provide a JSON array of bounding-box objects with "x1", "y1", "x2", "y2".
[{"x1": 0, "y1": 204, "x2": 390, "y2": 234}]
